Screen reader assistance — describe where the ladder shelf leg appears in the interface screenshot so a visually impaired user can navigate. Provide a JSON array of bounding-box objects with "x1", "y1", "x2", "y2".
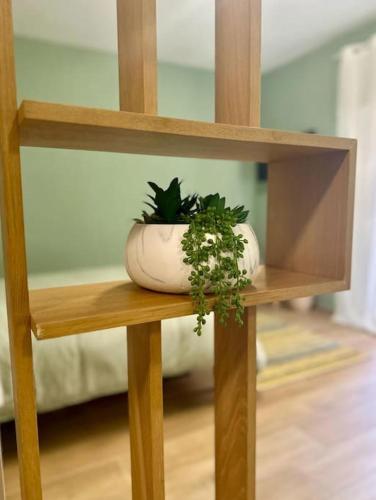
[
  {"x1": 0, "y1": 0, "x2": 43, "y2": 498},
  {"x1": 0, "y1": 424, "x2": 5, "y2": 500},
  {"x1": 10, "y1": 333, "x2": 43, "y2": 500},
  {"x1": 214, "y1": 307, "x2": 257, "y2": 500},
  {"x1": 127, "y1": 321, "x2": 165, "y2": 500}
]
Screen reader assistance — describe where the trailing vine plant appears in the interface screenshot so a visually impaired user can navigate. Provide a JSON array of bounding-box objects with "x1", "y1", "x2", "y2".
[
  {"x1": 136, "y1": 179, "x2": 252, "y2": 335},
  {"x1": 182, "y1": 195, "x2": 251, "y2": 335}
]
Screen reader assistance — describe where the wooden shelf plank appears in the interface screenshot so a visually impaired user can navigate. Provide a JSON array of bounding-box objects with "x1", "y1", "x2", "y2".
[
  {"x1": 18, "y1": 100, "x2": 355, "y2": 163},
  {"x1": 29, "y1": 266, "x2": 346, "y2": 340}
]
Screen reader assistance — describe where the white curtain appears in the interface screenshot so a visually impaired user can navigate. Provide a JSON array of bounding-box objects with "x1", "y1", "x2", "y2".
[{"x1": 334, "y1": 35, "x2": 376, "y2": 333}]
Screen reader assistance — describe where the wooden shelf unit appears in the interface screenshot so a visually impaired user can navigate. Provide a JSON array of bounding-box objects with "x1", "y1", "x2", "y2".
[
  {"x1": 0, "y1": 0, "x2": 356, "y2": 499},
  {"x1": 29, "y1": 266, "x2": 347, "y2": 340}
]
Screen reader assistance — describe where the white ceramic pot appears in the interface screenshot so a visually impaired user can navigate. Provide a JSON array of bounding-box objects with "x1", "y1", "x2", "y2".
[{"x1": 125, "y1": 223, "x2": 260, "y2": 294}]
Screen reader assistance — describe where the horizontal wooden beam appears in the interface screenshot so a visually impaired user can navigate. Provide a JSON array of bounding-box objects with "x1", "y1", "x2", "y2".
[
  {"x1": 18, "y1": 101, "x2": 355, "y2": 163},
  {"x1": 29, "y1": 266, "x2": 347, "y2": 340}
]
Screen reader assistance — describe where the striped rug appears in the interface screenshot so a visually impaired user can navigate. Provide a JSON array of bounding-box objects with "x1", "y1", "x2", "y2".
[{"x1": 257, "y1": 314, "x2": 364, "y2": 391}]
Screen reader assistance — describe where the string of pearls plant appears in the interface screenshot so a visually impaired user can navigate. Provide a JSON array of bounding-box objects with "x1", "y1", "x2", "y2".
[{"x1": 181, "y1": 204, "x2": 251, "y2": 335}]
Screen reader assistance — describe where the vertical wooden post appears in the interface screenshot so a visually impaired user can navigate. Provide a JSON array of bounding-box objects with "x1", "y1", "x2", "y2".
[
  {"x1": 117, "y1": 0, "x2": 158, "y2": 114},
  {"x1": 215, "y1": 0, "x2": 261, "y2": 127},
  {"x1": 0, "y1": 1, "x2": 43, "y2": 499},
  {"x1": 0, "y1": 426, "x2": 5, "y2": 500},
  {"x1": 127, "y1": 322, "x2": 165, "y2": 500},
  {"x1": 215, "y1": 1, "x2": 261, "y2": 499},
  {"x1": 117, "y1": 2, "x2": 163, "y2": 498},
  {"x1": 215, "y1": 308, "x2": 257, "y2": 500}
]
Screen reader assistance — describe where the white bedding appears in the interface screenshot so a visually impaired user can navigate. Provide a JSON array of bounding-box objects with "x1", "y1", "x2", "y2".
[{"x1": 0, "y1": 266, "x2": 214, "y2": 422}]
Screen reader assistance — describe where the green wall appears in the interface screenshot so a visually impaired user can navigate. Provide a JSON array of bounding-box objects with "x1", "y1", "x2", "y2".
[
  {"x1": 8, "y1": 20, "x2": 376, "y2": 310},
  {"x1": 257, "y1": 18, "x2": 376, "y2": 310},
  {"x1": 9, "y1": 38, "x2": 256, "y2": 275}
]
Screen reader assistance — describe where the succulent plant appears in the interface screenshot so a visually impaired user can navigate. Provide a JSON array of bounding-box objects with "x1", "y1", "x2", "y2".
[
  {"x1": 197, "y1": 193, "x2": 249, "y2": 223},
  {"x1": 135, "y1": 177, "x2": 197, "y2": 224},
  {"x1": 134, "y1": 178, "x2": 252, "y2": 335}
]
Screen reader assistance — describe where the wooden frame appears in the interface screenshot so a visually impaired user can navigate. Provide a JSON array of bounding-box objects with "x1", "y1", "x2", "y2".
[
  {"x1": 117, "y1": 3, "x2": 164, "y2": 499},
  {"x1": 215, "y1": 308, "x2": 257, "y2": 500},
  {"x1": 0, "y1": 0, "x2": 356, "y2": 498},
  {"x1": 0, "y1": 426, "x2": 5, "y2": 500},
  {"x1": 117, "y1": 0, "x2": 158, "y2": 114},
  {"x1": 0, "y1": 1, "x2": 42, "y2": 498},
  {"x1": 127, "y1": 322, "x2": 165, "y2": 500},
  {"x1": 214, "y1": 2, "x2": 260, "y2": 497},
  {"x1": 18, "y1": 100, "x2": 354, "y2": 160},
  {"x1": 267, "y1": 151, "x2": 356, "y2": 285}
]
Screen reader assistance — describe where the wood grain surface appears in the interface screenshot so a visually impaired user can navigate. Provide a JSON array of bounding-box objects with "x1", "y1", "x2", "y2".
[
  {"x1": 0, "y1": 1, "x2": 42, "y2": 498},
  {"x1": 127, "y1": 322, "x2": 165, "y2": 500},
  {"x1": 215, "y1": 308, "x2": 257, "y2": 500},
  {"x1": 117, "y1": 0, "x2": 157, "y2": 113},
  {"x1": 216, "y1": 0, "x2": 261, "y2": 126},
  {"x1": 117, "y1": 3, "x2": 163, "y2": 499},
  {"x1": 0, "y1": 427, "x2": 4, "y2": 500},
  {"x1": 267, "y1": 150, "x2": 356, "y2": 284},
  {"x1": 214, "y1": 2, "x2": 260, "y2": 498},
  {"x1": 28, "y1": 266, "x2": 347, "y2": 340},
  {"x1": 18, "y1": 100, "x2": 355, "y2": 163}
]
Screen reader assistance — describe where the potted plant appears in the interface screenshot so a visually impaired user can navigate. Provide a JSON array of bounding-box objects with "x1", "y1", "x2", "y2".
[{"x1": 126, "y1": 178, "x2": 259, "y2": 335}]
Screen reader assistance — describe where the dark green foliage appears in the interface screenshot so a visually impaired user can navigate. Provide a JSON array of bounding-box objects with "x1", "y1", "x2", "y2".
[
  {"x1": 135, "y1": 177, "x2": 197, "y2": 224},
  {"x1": 135, "y1": 178, "x2": 252, "y2": 335},
  {"x1": 182, "y1": 207, "x2": 251, "y2": 336},
  {"x1": 198, "y1": 193, "x2": 249, "y2": 223}
]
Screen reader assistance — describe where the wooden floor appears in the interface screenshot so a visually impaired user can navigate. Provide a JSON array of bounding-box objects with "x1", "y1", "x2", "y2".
[{"x1": 2, "y1": 308, "x2": 376, "y2": 500}]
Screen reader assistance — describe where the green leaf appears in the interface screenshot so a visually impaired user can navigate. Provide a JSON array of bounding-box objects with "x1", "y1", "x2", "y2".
[{"x1": 139, "y1": 178, "x2": 197, "y2": 224}]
